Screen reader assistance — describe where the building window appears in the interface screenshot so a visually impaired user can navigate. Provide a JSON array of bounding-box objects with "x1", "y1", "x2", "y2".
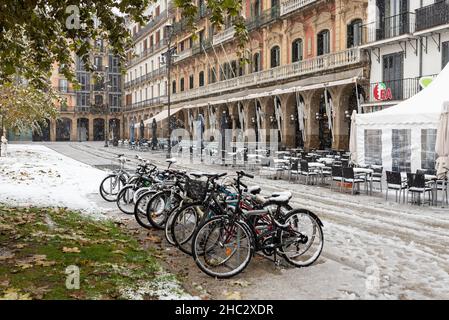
[
  {"x1": 292, "y1": 38, "x2": 303, "y2": 63},
  {"x1": 180, "y1": 78, "x2": 184, "y2": 92},
  {"x1": 442, "y1": 41, "x2": 449, "y2": 69},
  {"x1": 189, "y1": 75, "x2": 194, "y2": 89},
  {"x1": 252, "y1": 0, "x2": 261, "y2": 17},
  {"x1": 94, "y1": 56, "x2": 102, "y2": 71},
  {"x1": 58, "y1": 79, "x2": 68, "y2": 92},
  {"x1": 364, "y1": 129, "x2": 382, "y2": 165},
  {"x1": 76, "y1": 93, "x2": 90, "y2": 106},
  {"x1": 253, "y1": 53, "x2": 260, "y2": 72},
  {"x1": 421, "y1": 129, "x2": 437, "y2": 170},
  {"x1": 392, "y1": 129, "x2": 411, "y2": 173},
  {"x1": 172, "y1": 80, "x2": 176, "y2": 94},
  {"x1": 347, "y1": 19, "x2": 362, "y2": 48},
  {"x1": 317, "y1": 30, "x2": 330, "y2": 56},
  {"x1": 109, "y1": 55, "x2": 120, "y2": 73},
  {"x1": 76, "y1": 72, "x2": 90, "y2": 91},
  {"x1": 270, "y1": 46, "x2": 280, "y2": 68},
  {"x1": 383, "y1": 52, "x2": 404, "y2": 100},
  {"x1": 209, "y1": 67, "x2": 216, "y2": 83},
  {"x1": 199, "y1": 71, "x2": 204, "y2": 87}
]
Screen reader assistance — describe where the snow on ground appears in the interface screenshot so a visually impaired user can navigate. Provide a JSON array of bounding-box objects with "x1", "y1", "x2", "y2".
[
  {"x1": 0, "y1": 144, "x2": 111, "y2": 216},
  {"x1": 68, "y1": 142, "x2": 449, "y2": 299}
]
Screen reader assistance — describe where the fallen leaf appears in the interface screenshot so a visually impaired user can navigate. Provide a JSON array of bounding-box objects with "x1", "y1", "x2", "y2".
[
  {"x1": 62, "y1": 247, "x2": 80, "y2": 253},
  {"x1": 35, "y1": 260, "x2": 56, "y2": 267},
  {"x1": 14, "y1": 244, "x2": 26, "y2": 249},
  {"x1": 0, "y1": 252, "x2": 15, "y2": 261},
  {"x1": 0, "y1": 288, "x2": 32, "y2": 300},
  {"x1": 230, "y1": 280, "x2": 251, "y2": 288},
  {"x1": 112, "y1": 250, "x2": 126, "y2": 255},
  {"x1": 29, "y1": 286, "x2": 50, "y2": 299},
  {"x1": 145, "y1": 235, "x2": 162, "y2": 243},
  {"x1": 15, "y1": 262, "x2": 33, "y2": 270},
  {"x1": 223, "y1": 290, "x2": 242, "y2": 300}
]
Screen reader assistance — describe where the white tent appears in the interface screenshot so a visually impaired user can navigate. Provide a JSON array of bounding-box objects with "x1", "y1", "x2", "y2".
[{"x1": 355, "y1": 64, "x2": 449, "y2": 172}]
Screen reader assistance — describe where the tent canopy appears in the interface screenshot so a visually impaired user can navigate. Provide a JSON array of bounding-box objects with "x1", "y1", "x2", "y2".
[{"x1": 355, "y1": 64, "x2": 449, "y2": 172}]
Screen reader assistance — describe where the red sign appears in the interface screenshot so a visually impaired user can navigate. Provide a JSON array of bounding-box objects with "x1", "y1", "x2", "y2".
[{"x1": 373, "y1": 82, "x2": 393, "y2": 101}]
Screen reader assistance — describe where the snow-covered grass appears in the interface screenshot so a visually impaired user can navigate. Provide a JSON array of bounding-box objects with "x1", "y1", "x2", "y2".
[{"x1": 0, "y1": 144, "x2": 110, "y2": 217}]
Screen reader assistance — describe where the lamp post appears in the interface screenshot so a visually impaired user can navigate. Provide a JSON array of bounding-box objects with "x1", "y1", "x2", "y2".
[
  {"x1": 163, "y1": 23, "x2": 177, "y2": 158},
  {"x1": 103, "y1": 66, "x2": 112, "y2": 147}
]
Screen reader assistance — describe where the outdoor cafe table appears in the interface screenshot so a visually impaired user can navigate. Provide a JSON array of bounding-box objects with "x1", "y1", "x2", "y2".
[
  {"x1": 317, "y1": 157, "x2": 335, "y2": 165},
  {"x1": 400, "y1": 172, "x2": 438, "y2": 205}
]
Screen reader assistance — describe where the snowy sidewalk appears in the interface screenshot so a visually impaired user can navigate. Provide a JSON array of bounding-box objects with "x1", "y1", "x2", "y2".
[{"x1": 0, "y1": 144, "x2": 112, "y2": 216}]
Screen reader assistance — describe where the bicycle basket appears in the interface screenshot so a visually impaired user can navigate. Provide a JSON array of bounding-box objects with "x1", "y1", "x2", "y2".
[{"x1": 185, "y1": 178, "x2": 208, "y2": 201}]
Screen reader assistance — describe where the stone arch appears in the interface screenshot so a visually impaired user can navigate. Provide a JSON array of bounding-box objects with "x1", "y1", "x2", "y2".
[
  {"x1": 283, "y1": 92, "x2": 305, "y2": 148},
  {"x1": 77, "y1": 117, "x2": 89, "y2": 141},
  {"x1": 56, "y1": 117, "x2": 72, "y2": 141},
  {"x1": 93, "y1": 118, "x2": 105, "y2": 141},
  {"x1": 109, "y1": 118, "x2": 120, "y2": 140}
]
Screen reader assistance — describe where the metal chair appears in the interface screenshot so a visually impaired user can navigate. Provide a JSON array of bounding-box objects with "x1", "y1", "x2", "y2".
[
  {"x1": 342, "y1": 167, "x2": 365, "y2": 195},
  {"x1": 406, "y1": 173, "x2": 433, "y2": 205},
  {"x1": 299, "y1": 160, "x2": 318, "y2": 185},
  {"x1": 386, "y1": 171, "x2": 407, "y2": 203},
  {"x1": 331, "y1": 166, "x2": 343, "y2": 191}
]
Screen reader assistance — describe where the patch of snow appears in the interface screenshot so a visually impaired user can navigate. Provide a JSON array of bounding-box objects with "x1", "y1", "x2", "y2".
[
  {"x1": 0, "y1": 144, "x2": 112, "y2": 217},
  {"x1": 119, "y1": 272, "x2": 199, "y2": 300}
]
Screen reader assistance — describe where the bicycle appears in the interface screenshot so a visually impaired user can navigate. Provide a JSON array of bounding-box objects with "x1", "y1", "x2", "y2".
[
  {"x1": 191, "y1": 171, "x2": 324, "y2": 278},
  {"x1": 99, "y1": 154, "x2": 131, "y2": 202}
]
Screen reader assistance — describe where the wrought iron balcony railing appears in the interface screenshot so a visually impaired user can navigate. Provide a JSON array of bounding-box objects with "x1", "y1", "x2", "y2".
[
  {"x1": 172, "y1": 47, "x2": 363, "y2": 102},
  {"x1": 416, "y1": 1, "x2": 449, "y2": 32},
  {"x1": 365, "y1": 75, "x2": 437, "y2": 103},
  {"x1": 280, "y1": 0, "x2": 318, "y2": 16},
  {"x1": 361, "y1": 12, "x2": 415, "y2": 45}
]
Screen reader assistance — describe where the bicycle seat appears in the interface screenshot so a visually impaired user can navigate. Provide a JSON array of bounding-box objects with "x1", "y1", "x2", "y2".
[
  {"x1": 190, "y1": 172, "x2": 205, "y2": 178},
  {"x1": 166, "y1": 158, "x2": 177, "y2": 164},
  {"x1": 245, "y1": 185, "x2": 261, "y2": 195},
  {"x1": 268, "y1": 191, "x2": 292, "y2": 203}
]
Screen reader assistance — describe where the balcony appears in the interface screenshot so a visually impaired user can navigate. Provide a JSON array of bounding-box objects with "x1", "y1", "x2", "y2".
[
  {"x1": 133, "y1": 10, "x2": 168, "y2": 41},
  {"x1": 246, "y1": 5, "x2": 280, "y2": 31},
  {"x1": 172, "y1": 47, "x2": 363, "y2": 102},
  {"x1": 75, "y1": 106, "x2": 90, "y2": 113},
  {"x1": 128, "y1": 38, "x2": 168, "y2": 67},
  {"x1": 280, "y1": 0, "x2": 318, "y2": 16},
  {"x1": 361, "y1": 12, "x2": 415, "y2": 46},
  {"x1": 174, "y1": 48, "x2": 193, "y2": 62},
  {"x1": 123, "y1": 96, "x2": 168, "y2": 111},
  {"x1": 365, "y1": 75, "x2": 437, "y2": 104},
  {"x1": 212, "y1": 27, "x2": 235, "y2": 46},
  {"x1": 416, "y1": 1, "x2": 449, "y2": 32}
]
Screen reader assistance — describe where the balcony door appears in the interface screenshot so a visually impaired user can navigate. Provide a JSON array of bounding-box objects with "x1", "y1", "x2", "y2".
[
  {"x1": 383, "y1": 52, "x2": 403, "y2": 101},
  {"x1": 376, "y1": 0, "x2": 409, "y2": 39}
]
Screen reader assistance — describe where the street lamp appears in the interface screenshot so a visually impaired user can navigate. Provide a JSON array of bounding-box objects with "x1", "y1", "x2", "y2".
[
  {"x1": 102, "y1": 65, "x2": 112, "y2": 147},
  {"x1": 162, "y1": 23, "x2": 177, "y2": 158}
]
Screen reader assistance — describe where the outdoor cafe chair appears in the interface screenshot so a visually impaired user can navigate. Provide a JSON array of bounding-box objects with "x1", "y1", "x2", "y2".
[
  {"x1": 386, "y1": 171, "x2": 407, "y2": 203},
  {"x1": 331, "y1": 166, "x2": 343, "y2": 192},
  {"x1": 299, "y1": 160, "x2": 318, "y2": 185},
  {"x1": 342, "y1": 167, "x2": 365, "y2": 195},
  {"x1": 406, "y1": 173, "x2": 433, "y2": 206},
  {"x1": 288, "y1": 159, "x2": 300, "y2": 182},
  {"x1": 369, "y1": 165, "x2": 383, "y2": 192}
]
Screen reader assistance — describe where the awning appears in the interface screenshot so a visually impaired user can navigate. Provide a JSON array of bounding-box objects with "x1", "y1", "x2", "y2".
[
  {"x1": 140, "y1": 107, "x2": 183, "y2": 126},
  {"x1": 168, "y1": 68, "x2": 365, "y2": 110}
]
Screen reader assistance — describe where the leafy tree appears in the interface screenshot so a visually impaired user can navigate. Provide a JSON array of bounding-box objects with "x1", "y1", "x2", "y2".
[
  {"x1": 0, "y1": 0, "x2": 247, "y2": 90},
  {"x1": 0, "y1": 83, "x2": 59, "y2": 134}
]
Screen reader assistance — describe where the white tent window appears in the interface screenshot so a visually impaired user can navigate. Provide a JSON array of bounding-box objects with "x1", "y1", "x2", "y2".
[
  {"x1": 421, "y1": 129, "x2": 437, "y2": 170},
  {"x1": 364, "y1": 129, "x2": 382, "y2": 165},
  {"x1": 392, "y1": 129, "x2": 411, "y2": 173}
]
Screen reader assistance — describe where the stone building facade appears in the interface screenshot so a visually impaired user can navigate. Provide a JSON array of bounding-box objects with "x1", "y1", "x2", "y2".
[{"x1": 122, "y1": 0, "x2": 370, "y2": 151}]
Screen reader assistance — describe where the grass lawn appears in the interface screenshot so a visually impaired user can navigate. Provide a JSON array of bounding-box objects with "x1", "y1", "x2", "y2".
[{"x1": 0, "y1": 206, "x2": 186, "y2": 300}]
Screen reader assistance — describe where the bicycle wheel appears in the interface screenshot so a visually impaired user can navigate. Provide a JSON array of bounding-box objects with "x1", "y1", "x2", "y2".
[
  {"x1": 164, "y1": 205, "x2": 182, "y2": 246},
  {"x1": 192, "y1": 216, "x2": 253, "y2": 278},
  {"x1": 99, "y1": 174, "x2": 126, "y2": 202},
  {"x1": 279, "y1": 209, "x2": 324, "y2": 267},
  {"x1": 116, "y1": 185, "x2": 137, "y2": 215},
  {"x1": 171, "y1": 202, "x2": 205, "y2": 255},
  {"x1": 134, "y1": 190, "x2": 157, "y2": 229},
  {"x1": 146, "y1": 191, "x2": 183, "y2": 229}
]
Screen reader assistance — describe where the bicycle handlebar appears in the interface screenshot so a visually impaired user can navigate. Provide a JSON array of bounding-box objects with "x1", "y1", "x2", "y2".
[{"x1": 236, "y1": 171, "x2": 254, "y2": 179}]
